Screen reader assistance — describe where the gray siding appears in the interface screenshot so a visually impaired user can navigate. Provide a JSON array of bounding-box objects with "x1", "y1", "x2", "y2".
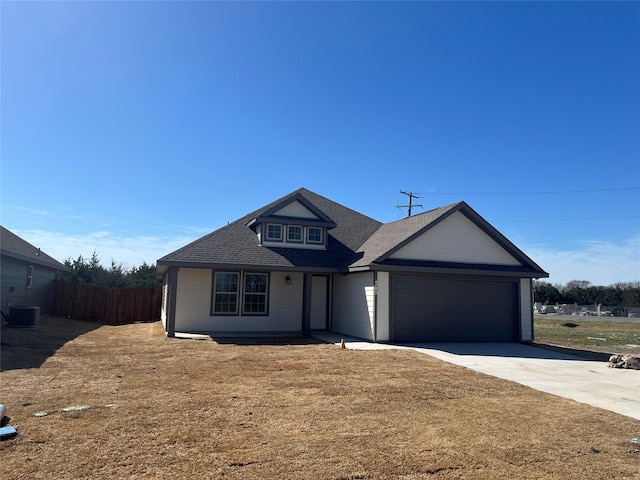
[{"x1": 1, "y1": 255, "x2": 60, "y2": 314}]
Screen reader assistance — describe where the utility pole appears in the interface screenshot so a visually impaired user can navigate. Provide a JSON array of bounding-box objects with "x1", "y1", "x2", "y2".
[{"x1": 397, "y1": 190, "x2": 423, "y2": 217}]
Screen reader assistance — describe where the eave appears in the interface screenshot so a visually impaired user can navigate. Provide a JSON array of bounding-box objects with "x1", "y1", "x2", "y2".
[
  {"x1": 247, "y1": 215, "x2": 336, "y2": 229},
  {"x1": 349, "y1": 259, "x2": 549, "y2": 279},
  {"x1": 156, "y1": 259, "x2": 342, "y2": 279},
  {"x1": 1, "y1": 250, "x2": 70, "y2": 271}
]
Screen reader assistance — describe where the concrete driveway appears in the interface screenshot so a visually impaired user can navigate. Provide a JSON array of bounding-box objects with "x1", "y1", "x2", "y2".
[{"x1": 314, "y1": 333, "x2": 640, "y2": 421}]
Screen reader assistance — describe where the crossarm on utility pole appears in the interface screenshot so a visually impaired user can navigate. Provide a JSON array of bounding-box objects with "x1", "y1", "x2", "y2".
[{"x1": 397, "y1": 190, "x2": 423, "y2": 217}]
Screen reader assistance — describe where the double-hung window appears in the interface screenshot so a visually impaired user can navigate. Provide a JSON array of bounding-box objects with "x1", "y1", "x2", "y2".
[
  {"x1": 212, "y1": 272, "x2": 240, "y2": 314},
  {"x1": 212, "y1": 271, "x2": 269, "y2": 315},
  {"x1": 243, "y1": 273, "x2": 268, "y2": 314}
]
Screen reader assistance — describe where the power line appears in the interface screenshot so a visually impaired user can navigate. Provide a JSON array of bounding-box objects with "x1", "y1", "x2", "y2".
[
  {"x1": 494, "y1": 215, "x2": 640, "y2": 223},
  {"x1": 427, "y1": 187, "x2": 640, "y2": 197}
]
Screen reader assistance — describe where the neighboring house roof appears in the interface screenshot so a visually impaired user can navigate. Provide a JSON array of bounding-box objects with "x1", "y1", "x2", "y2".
[
  {"x1": 157, "y1": 188, "x2": 548, "y2": 278},
  {"x1": 0, "y1": 226, "x2": 68, "y2": 270}
]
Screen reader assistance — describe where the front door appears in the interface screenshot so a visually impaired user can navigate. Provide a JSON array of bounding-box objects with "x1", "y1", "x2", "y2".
[{"x1": 310, "y1": 275, "x2": 328, "y2": 330}]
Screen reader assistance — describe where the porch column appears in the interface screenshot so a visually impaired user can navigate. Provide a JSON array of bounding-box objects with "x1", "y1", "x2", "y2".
[{"x1": 166, "y1": 267, "x2": 179, "y2": 338}]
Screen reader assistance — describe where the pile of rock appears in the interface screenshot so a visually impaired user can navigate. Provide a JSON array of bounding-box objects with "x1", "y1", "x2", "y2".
[{"x1": 608, "y1": 354, "x2": 640, "y2": 369}]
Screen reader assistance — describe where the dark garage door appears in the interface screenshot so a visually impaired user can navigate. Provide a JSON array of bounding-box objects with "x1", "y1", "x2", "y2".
[{"x1": 392, "y1": 275, "x2": 518, "y2": 342}]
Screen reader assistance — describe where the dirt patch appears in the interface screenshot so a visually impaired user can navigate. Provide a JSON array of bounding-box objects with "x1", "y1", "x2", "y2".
[
  {"x1": 1, "y1": 316, "x2": 101, "y2": 370},
  {"x1": 1, "y1": 317, "x2": 638, "y2": 479}
]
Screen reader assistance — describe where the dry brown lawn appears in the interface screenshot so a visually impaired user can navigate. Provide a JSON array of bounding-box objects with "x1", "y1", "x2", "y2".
[
  {"x1": 1, "y1": 317, "x2": 639, "y2": 479},
  {"x1": 534, "y1": 316, "x2": 640, "y2": 356}
]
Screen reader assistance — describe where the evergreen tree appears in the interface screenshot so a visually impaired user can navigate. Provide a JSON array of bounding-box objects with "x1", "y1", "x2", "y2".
[
  {"x1": 62, "y1": 253, "x2": 158, "y2": 287},
  {"x1": 533, "y1": 281, "x2": 561, "y2": 304}
]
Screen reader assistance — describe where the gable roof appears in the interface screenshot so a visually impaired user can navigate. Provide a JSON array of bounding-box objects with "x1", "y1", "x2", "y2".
[
  {"x1": 157, "y1": 188, "x2": 382, "y2": 275},
  {"x1": 0, "y1": 226, "x2": 68, "y2": 270},
  {"x1": 349, "y1": 201, "x2": 547, "y2": 276},
  {"x1": 248, "y1": 192, "x2": 337, "y2": 229},
  {"x1": 157, "y1": 189, "x2": 548, "y2": 278},
  {"x1": 349, "y1": 202, "x2": 461, "y2": 268}
]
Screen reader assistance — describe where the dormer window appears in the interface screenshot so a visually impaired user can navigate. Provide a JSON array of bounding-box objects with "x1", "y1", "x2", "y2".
[
  {"x1": 287, "y1": 225, "x2": 303, "y2": 243},
  {"x1": 266, "y1": 224, "x2": 283, "y2": 241},
  {"x1": 307, "y1": 227, "x2": 323, "y2": 244},
  {"x1": 257, "y1": 223, "x2": 327, "y2": 249},
  {"x1": 247, "y1": 194, "x2": 336, "y2": 250}
]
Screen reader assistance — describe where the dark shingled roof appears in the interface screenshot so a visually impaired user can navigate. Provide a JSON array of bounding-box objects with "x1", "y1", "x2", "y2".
[
  {"x1": 1, "y1": 226, "x2": 68, "y2": 270},
  {"x1": 157, "y1": 188, "x2": 548, "y2": 277},
  {"x1": 158, "y1": 188, "x2": 382, "y2": 272}
]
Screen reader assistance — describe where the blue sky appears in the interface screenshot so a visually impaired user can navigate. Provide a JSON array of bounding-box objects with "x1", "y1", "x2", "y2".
[{"x1": 2, "y1": 1, "x2": 639, "y2": 286}]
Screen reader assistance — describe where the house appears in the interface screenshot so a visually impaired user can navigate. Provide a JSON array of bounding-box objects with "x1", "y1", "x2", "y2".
[
  {"x1": 1, "y1": 226, "x2": 68, "y2": 315},
  {"x1": 156, "y1": 188, "x2": 548, "y2": 342}
]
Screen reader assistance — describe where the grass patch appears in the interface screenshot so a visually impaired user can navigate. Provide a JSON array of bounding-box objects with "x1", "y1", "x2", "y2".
[
  {"x1": 534, "y1": 317, "x2": 640, "y2": 355},
  {"x1": 1, "y1": 317, "x2": 639, "y2": 479}
]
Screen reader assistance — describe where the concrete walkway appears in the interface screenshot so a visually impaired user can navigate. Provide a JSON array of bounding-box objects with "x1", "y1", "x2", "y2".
[{"x1": 314, "y1": 333, "x2": 640, "y2": 421}]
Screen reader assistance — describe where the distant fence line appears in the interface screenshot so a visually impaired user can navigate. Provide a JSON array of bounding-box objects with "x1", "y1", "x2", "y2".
[
  {"x1": 51, "y1": 280, "x2": 162, "y2": 325},
  {"x1": 535, "y1": 302, "x2": 640, "y2": 318}
]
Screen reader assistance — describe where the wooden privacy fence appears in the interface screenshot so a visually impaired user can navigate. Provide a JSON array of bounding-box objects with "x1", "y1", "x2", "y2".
[{"x1": 51, "y1": 280, "x2": 162, "y2": 325}]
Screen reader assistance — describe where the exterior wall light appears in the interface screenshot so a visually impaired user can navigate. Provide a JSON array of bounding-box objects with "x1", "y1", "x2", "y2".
[{"x1": 286, "y1": 275, "x2": 291, "y2": 285}]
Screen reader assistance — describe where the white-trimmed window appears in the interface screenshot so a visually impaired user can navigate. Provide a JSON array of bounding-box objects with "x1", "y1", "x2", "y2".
[
  {"x1": 212, "y1": 271, "x2": 269, "y2": 316},
  {"x1": 212, "y1": 272, "x2": 240, "y2": 314},
  {"x1": 307, "y1": 227, "x2": 323, "y2": 244},
  {"x1": 287, "y1": 225, "x2": 303, "y2": 243},
  {"x1": 243, "y1": 273, "x2": 269, "y2": 315},
  {"x1": 266, "y1": 224, "x2": 283, "y2": 241}
]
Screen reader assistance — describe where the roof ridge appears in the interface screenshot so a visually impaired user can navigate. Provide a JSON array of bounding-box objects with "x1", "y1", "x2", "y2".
[
  {"x1": 298, "y1": 188, "x2": 382, "y2": 224},
  {"x1": 384, "y1": 201, "x2": 463, "y2": 226}
]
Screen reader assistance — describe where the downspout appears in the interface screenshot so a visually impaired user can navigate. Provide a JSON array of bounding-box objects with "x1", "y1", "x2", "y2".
[
  {"x1": 529, "y1": 279, "x2": 535, "y2": 342},
  {"x1": 327, "y1": 275, "x2": 333, "y2": 332}
]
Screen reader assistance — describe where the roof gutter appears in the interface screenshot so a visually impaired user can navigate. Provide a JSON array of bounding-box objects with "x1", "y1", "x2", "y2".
[
  {"x1": 156, "y1": 260, "x2": 342, "y2": 274},
  {"x1": 0, "y1": 250, "x2": 70, "y2": 271},
  {"x1": 350, "y1": 264, "x2": 549, "y2": 279}
]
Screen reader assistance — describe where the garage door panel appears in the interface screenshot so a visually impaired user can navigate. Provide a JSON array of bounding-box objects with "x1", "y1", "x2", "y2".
[{"x1": 392, "y1": 275, "x2": 517, "y2": 342}]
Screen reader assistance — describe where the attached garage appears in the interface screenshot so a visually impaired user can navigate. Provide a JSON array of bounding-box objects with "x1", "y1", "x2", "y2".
[
  {"x1": 157, "y1": 188, "x2": 547, "y2": 341},
  {"x1": 391, "y1": 274, "x2": 519, "y2": 343}
]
